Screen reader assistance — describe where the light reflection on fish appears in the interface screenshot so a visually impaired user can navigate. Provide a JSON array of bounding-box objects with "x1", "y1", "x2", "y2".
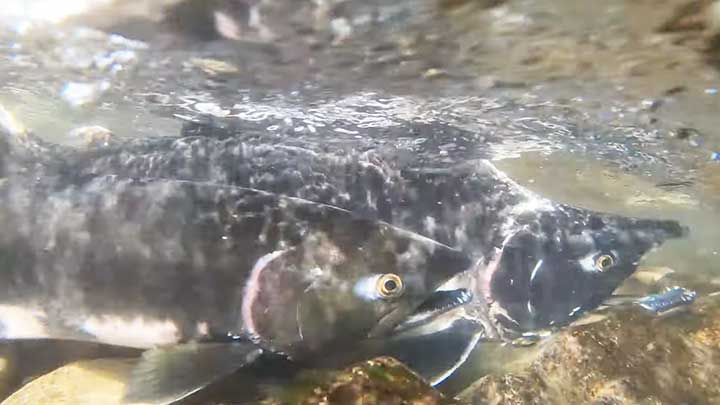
[{"x1": 0, "y1": 173, "x2": 473, "y2": 403}]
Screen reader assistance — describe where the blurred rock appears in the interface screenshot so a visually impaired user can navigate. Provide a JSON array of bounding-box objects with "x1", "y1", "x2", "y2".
[
  {"x1": 262, "y1": 357, "x2": 461, "y2": 405},
  {"x1": 188, "y1": 58, "x2": 240, "y2": 77},
  {"x1": 657, "y1": 0, "x2": 711, "y2": 33},
  {"x1": 0, "y1": 355, "x2": 458, "y2": 405},
  {"x1": 630, "y1": 266, "x2": 676, "y2": 285},
  {"x1": 68, "y1": 125, "x2": 115, "y2": 148},
  {"x1": 458, "y1": 296, "x2": 720, "y2": 404},
  {"x1": 1, "y1": 358, "x2": 145, "y2": 405}
]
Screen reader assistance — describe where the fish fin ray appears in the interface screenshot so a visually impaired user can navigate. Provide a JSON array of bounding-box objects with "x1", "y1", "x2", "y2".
[
  {"x1": 377, "y1": 317, "x2": 484, "y2": 386},
  {"x1": 123, "y1": 341, "x2": 262, "y2": 404}
]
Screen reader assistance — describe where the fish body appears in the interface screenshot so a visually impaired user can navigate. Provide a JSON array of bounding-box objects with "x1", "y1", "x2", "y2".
[
  {"x1": 45, "y1": 133, "x2": 688, "y2": 333},
  {"x1": 0, "y1": 170, "x2": 472, "y2": 402},
  {"x1": 0, "y1": 118, "x2": 689, "y2": 391}
]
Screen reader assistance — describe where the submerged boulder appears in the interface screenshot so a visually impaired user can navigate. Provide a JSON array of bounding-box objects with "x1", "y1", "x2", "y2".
[
  {"x1": 1, "y1": 356, "x2": 459, "y2": 405},
  {"x1": 459, "y1": 295, "x2": 720, "y2": 404},
  {"x1": 261, "y1": 357, "x2": 461, "y2": 405}
]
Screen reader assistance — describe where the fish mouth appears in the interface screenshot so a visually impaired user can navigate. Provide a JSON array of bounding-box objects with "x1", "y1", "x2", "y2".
[{"x1": 393, "y1": 288, "x2": 473, "y2": 334}]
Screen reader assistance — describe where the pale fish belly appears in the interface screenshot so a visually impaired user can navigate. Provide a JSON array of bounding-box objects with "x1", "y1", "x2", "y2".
[
  {"x1": 0, "y1": 305, "x2": 49, "y2": 339},
  {"x1": 0, "y1": 304, "x2": 196, "y2": 349},
  {"x1": 79, "y1": 315, "x2": 183, "y2": 349}
]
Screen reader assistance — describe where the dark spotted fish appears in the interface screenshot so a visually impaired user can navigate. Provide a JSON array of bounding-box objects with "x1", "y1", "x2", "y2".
[
  {"x1": 1, "y1": 120, "x2": 690, "y2": 386},
  {"x1": 47, "y1": 133, "x2": 688, "y2": 328},
  {"x1": 0, "y1": 131, "x2": 474, "y2": 403}
]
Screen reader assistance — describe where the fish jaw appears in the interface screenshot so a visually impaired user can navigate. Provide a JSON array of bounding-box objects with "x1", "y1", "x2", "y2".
[
  {"x1": 390, "y1": 288, "x2": 474, "y2": 335},
  {"x1": 362, "y1": 237, "x2": 475, "y2": 340}
]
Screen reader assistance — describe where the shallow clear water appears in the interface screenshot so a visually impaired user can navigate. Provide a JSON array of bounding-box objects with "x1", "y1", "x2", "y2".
[{"x1": 1, "y1": 0, "x2": 719, "y2": 403}]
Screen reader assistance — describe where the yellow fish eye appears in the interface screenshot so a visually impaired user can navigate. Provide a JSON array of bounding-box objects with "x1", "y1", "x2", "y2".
[
  {"x1": 377, "y1": 273, "x2": 404, "y2": 298},
  {"x1": 595, "y1": 254, "x2": 615, "y2": 271}
]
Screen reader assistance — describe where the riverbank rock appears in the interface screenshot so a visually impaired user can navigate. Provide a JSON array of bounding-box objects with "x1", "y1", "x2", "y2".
[{"x1": 458, "y1": 295, "x2": 720, "y2": 404}]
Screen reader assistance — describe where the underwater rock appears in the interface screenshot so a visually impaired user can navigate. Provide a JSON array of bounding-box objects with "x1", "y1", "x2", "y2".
[
  {"x1": 656, "y1": 0, "x2": 711, "y2": 33},
  {"x1": 260, "y1": 357, "x2": 461, "y2": 405},
  {"x1": 0, "y1": 356, "x2": 458, "y2": 405},
  {"x1": 458, "y1": 295, "x2": 720, "y2": 404},
  {"x1": 1, "y1": 358, "x2": 147, "y2": 405}
]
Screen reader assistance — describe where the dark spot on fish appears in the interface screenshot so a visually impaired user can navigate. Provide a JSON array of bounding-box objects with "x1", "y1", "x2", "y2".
[
  {"x1": 393, "y1": 237, "x2": 410, "y2": 256},
  {"x1": 589, "y1": 216, "x2": 605, "y2": 230}
]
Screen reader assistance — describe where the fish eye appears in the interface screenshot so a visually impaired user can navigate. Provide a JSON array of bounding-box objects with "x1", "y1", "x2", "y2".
[
  {"x1": 377, "y1": 274, "x2": 404, "y2": 298},
  {"x1": 594, "y1": 254, "x2": 615, "y2": 271}
]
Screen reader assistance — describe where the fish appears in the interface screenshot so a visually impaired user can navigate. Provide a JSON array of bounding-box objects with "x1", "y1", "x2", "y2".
[
  {"x1": 0, "y1": 144, "x2": 475, "y2": 403},
  {"x1": 1, "y1": 118, "x2": 690, "y2": 386}
]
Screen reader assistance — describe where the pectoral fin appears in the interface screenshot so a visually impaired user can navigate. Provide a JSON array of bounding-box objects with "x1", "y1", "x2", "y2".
[
  {"x1": 380, "y1": 316, "x2": 485, "y2": 386},
  {"x1": 124, "y1": 341, "x2": 263, "y2": 405}
]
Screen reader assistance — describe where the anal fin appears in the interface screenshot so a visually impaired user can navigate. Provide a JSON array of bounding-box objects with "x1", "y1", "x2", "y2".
[
  {"x1": 379, "y1": 316, "x2": 485, "y2": 386},
  {"x1": 124, "y1": 341, "x2": 263, "y2": 405}
]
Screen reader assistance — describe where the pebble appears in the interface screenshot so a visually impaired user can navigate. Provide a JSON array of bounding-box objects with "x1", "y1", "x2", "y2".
[
  {"x1": 68, "y1": 125, "x2": 114, "y2": 148},
  {"x1": 193, "y1": 102, "x2": 231, "y2": 117},
  {"x1": 330, "y1": 18, "x2": 352, "y2": 44},
  {"x1": 632, "y1": 266, "x2": 675, "y2": 285},
  {"x1": 93, "y1": 50, "x2": 137, "y2": 72},
  {"x1": 1, "y1": 358, "x2": 149, "y2": 405},
  {"x1": 60, "y1": 81, "x2": 111, "y2": 108},
  {"x1": 189, "y1": 58, "x2": 240, "y2": 76},
  {"x1": 712, "y1": 152, "x2": 720, "y2": 161},
  {"x1": 423, "y1": 68, "x2": 449, "y2": 80}
]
